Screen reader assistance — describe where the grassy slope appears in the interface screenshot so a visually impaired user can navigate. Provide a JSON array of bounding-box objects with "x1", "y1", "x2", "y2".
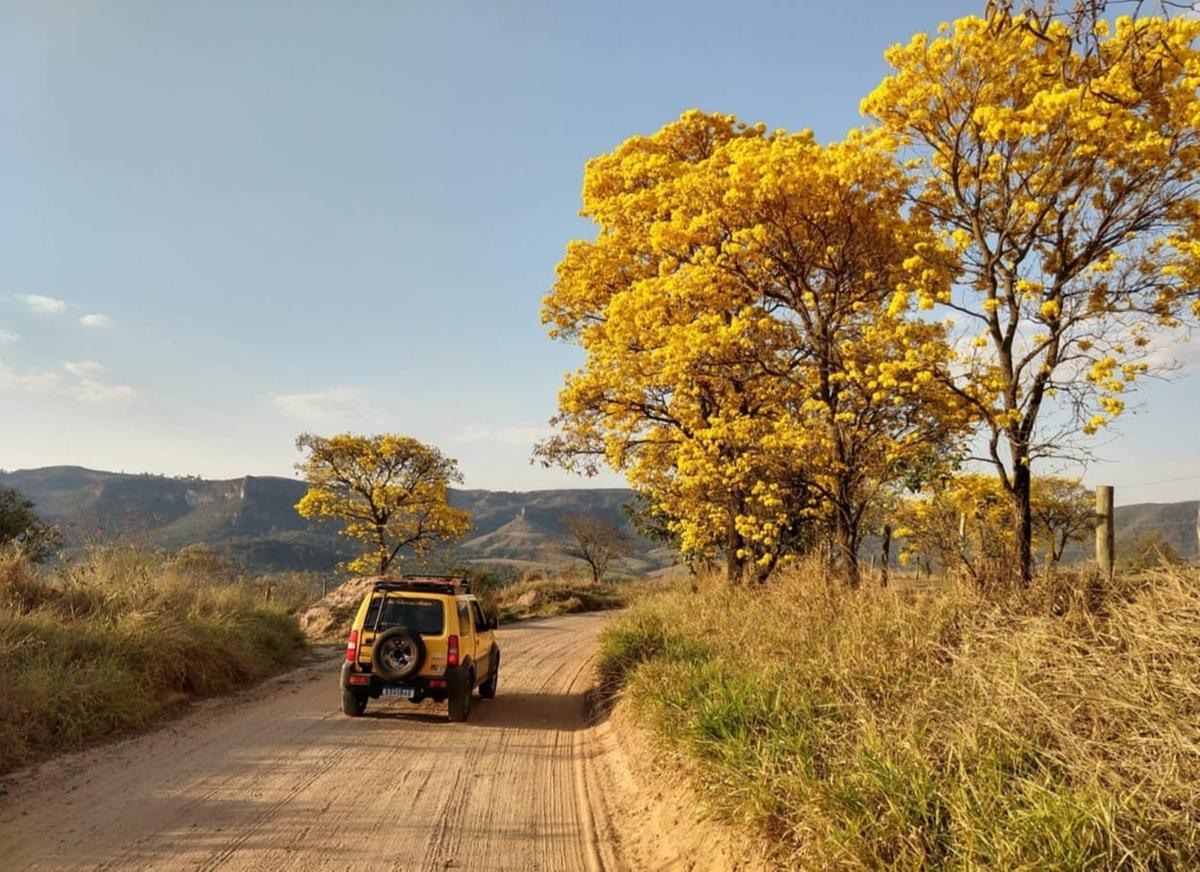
[
  {"x1": 598, "y1": 564, "x2": 1200, "y2": 869},
  {"x1": 0, "y1": 547, "x2": 310, "y2": 774},
  {"x1": 481, "y1": 577, "x2": 631, "y2": 623}
]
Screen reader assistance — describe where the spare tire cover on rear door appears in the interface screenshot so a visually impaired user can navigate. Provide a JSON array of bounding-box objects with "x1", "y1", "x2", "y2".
[{"x1": 371, "y1": 627, "x2": 426, "y2": 681}]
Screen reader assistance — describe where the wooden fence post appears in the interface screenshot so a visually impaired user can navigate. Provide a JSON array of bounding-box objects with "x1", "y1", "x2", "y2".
[
  {"x1": 881, "y1": 524, "x2": 892, "y2": 588},
  {"x1": 1096, "y1": 485, "x2": 1115, "y2": 579}
]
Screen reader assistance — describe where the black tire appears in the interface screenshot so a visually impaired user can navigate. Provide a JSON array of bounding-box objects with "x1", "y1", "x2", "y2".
[
  {"x1": 342, "y1": 689, "x2": 368, "y2": 717},
  {"x1": 371, "y1": 627, "x2": 425, "y2": 682},
  {"x1": 479, "y1": 651, "x2": 499, "y2": 700},
  {"x1": 448, "y1": 670, "x2": 473, "y2": 722}
]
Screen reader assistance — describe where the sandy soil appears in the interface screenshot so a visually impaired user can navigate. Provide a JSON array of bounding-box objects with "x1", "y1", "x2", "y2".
[{"x1": 0, "y1": 611, "x2": 761, "y2": 871}]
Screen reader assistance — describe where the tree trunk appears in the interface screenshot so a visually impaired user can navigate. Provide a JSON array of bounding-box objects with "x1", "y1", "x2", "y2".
[
  {"x1": 725, "y1": 547, "x2": 744, "y2": 585},
  {"x1": 1012, "y1": 461, "x2": 1034, "y2": 586},
  {"x1": 376, "y1": 524, "x2": 391, "y2": 574},
  {"x1": 724, "y1": 521, "x2": 746, "y2": 585},
  {"x1": 1051, "y1": 529, "x2": 1067, "y2": 566},
  {"x1": 834, "y1": 509, "x2": 861, "y2": 588},
  {"x1": 880, "y1": 524, "x2": 892, "y2": 588}
]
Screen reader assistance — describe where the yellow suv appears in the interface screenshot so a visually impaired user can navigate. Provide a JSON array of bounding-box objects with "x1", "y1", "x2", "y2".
[{"x1": 340, "y1": 575, "x2": 499, "y2": 722}]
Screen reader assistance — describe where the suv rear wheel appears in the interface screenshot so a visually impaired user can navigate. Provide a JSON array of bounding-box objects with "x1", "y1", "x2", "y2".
[
  {"x1": 342, "y1": 689, "x2": 368, "y2": 717},
  {"x1": 448, "y1": 670, "x2": 473, "y2": 722}
]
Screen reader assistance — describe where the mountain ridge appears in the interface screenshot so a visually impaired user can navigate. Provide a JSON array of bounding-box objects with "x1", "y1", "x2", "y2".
[
  {"x1": 1, "y1": 466, "x2": 1194, "y2": 572},
  {"x1": 0, "y1": 465, "x2": 675, "y2": 575}
]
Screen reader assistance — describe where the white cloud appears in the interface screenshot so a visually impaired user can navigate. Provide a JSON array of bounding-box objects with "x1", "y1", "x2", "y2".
[
  {"x1": 1143, "y1": 333, "x2": 1200, "y2": 374},
  {"x1": 0, "y1": 326, "x2": 18, "y2": 345},
  {"x1": 80, "y1": 313, "x2": 113, "y2": 328},
  {"x1": 17, "y1": 294, "x2": 67, "y2": 314},
  {"x1": 0, "y1": 357, "x2": 134, "y2": 404},
  {"x1": 74, "y1": 380, "x2": 136, "y2": 404},
  {"x1": 63, "y1": 360, "x2": 104, "y2": 377},
  {"x1": 0, "y1": 358, "x2": 62, "y2": 392},
  {"x1": 272, "y1": 387, "x2": 373, "y2": 425},
  {"x1": 454, "y1": 423, "x2": 553, "y2": 445}
]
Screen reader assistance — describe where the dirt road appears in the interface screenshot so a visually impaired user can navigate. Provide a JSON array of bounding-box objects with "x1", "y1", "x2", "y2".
[{"x1": 0, "y1": 612, "x2": 630, "y2": 871}]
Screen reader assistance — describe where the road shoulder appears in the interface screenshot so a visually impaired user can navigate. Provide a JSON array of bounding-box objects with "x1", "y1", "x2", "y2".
[{"x1": 579, "y1": 698, "x2": 770, "y2": 871}]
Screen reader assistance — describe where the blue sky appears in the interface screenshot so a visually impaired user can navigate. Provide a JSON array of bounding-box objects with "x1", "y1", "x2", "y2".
[{"x1": 1, "y1": 1, "x2": 1197, "y2": 503}]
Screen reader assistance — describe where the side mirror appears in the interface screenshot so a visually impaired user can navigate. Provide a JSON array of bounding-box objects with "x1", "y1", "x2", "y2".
[{"x1": 488, "y1": 616, "x2": 498, "y2": 630}]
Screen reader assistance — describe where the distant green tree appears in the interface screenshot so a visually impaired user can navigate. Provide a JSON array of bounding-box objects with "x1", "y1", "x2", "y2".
[
  {"x1": 166, "y1": 544, "x2": 237, "y2": 581},
  {"x1": 1119, "y1": 529, "x2": 1183, "y2": 572},
  {"x1": 560, "y1": 513, "x2": 631, "y2": 582},
  {"x1": 0, "y1": 487, "x2": 63, "y2": 562}
]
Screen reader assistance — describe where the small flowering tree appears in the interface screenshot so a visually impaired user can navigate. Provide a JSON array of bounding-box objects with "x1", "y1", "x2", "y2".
[{"x1": 295, "y1": 433, "x2": 471, "y2": 575}]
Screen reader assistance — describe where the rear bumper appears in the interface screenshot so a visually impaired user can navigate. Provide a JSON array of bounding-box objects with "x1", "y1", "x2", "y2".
[{"x1": 341, "y1": 660, "x2": 466, "y2": 700}]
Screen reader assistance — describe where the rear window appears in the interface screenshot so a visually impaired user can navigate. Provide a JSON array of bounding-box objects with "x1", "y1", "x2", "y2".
[{"x1": 364, "y1": 596, "x2": 445, "y2": 636}]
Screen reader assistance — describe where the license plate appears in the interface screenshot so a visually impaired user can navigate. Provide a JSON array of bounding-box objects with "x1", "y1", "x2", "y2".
[{"x1": 381, "y1": 686, "x2": 415, "y2": 699}]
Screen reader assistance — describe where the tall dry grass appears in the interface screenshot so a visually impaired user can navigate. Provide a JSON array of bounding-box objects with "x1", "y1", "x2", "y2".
[
  {"x1": 0, "y1": 545, "x2": 309, "y2": 774},
  {"x1": 598, "y1": 560, "x2": 1200, "y2": 869}
]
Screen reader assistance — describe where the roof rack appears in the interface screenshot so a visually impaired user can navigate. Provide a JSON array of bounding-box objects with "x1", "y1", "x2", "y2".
[{"x1": 371, "y1": 574, "x2": 471, "y2": 595}]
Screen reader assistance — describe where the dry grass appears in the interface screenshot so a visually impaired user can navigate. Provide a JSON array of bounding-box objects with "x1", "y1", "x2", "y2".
[
  {"x1": 598, "y1": 560, "x2": 1200, "y2": 869},
  {"x1": 0, "y1": 545, "x2": 309, "y2": 774}
]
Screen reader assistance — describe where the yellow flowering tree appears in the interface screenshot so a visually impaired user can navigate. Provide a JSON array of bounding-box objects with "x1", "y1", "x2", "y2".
[
  {"x1": 294, "y1": 433, "x2": 472, "y2": 575},
  {"x1": 1031, "y1": 475, "x2": 1096, "y2": 565},
  {"x1": 896, "y1": 474, "x2": 1017, "y2": 582},
  {"x1": 863, "y1": 8, "x2": 1200, "y2": 583},
  {"x1": 540, "y1": 111, "x2": 966, "y2": 585},
  {"x1": 898, "y1": 472, "x2": 1096, "y2": 578}
]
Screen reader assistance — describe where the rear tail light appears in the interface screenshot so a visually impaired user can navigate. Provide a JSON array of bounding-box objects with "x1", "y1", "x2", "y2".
[
  {"x1": 345, "y1": 629, "x2": 359, "y2": 662},
  {"x1": 447, "y1": 634, "x2": 459, "y2": 667},
  {"x1": 347, "y1": 674, "x2": 369, "y2": 686},
  {"x1": 429, "y1": 679, "x2": 447, "y2": 688}
]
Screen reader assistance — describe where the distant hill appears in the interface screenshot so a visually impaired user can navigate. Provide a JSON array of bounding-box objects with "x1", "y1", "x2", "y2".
[
  {"x1": 0, "y1": 466, "x2": 678, "y2": 576},
  {"x1": 3, "y1": 466, "x2": 1193, "y2": 574},
  {"x1": 1114, "y1": 500, "x2": 1199, "y2": 561}
]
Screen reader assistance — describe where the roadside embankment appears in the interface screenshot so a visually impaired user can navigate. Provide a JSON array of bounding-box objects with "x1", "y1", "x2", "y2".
[
  {"x1": 0, "y1": 547, "x2": 308, "y2": 774},
  {"x1": 299, "y1": 572, "x2": 634, "y2": 643},
  {"x1": 596, "y1": 563, "x2": 1200, "y2": 869}
]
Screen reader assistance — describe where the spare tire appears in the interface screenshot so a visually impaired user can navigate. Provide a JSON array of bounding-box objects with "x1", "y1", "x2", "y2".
[{"x1": 371, "y1": 627, "x2": 425, "y2": 682}]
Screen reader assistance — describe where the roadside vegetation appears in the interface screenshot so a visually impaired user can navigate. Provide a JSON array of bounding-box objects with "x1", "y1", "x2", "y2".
[
  {"x1": 598, "y1": 563, "x2": 1200, "y2": 869},
  {"x1": 476, "y1": 572, "x2": 633, "y2": 623},
  {"x1": 0, "y1": 545, "x2": 312, "y2": 775}
]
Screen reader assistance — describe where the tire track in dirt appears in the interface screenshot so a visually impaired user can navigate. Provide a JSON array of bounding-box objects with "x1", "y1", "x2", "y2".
[{"x1": 0, "y1": 612, "x2": 618, "y2": 872}]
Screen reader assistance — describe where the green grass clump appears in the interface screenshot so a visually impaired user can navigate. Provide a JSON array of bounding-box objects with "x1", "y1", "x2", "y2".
[
  {"x1": 0, "y1": 546, "x2": 308, "y2": 774},
  {"x1": 597, "y1": 562, "x2": 1200, "y2": 869}
]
